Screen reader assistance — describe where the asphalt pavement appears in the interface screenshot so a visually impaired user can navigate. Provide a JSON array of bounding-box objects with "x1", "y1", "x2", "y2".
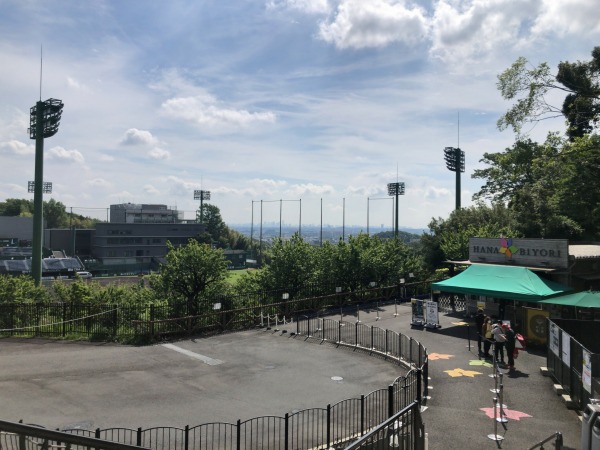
[{"x1": 0, "y1": 302, "x2": 583, "y2": 449}]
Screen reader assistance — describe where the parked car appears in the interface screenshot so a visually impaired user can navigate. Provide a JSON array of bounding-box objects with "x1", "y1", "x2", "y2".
[{"x1": 76, "y1": 271, "x2": 93, "y2": 279}]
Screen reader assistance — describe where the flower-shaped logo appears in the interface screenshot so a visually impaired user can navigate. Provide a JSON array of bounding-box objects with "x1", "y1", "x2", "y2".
[{"x1": 499, "y1": 238, "x2": 518, "y2": 258}]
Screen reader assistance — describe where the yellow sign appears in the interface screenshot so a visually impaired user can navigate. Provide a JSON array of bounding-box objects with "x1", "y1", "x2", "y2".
[{"x1": 524, "y1": 307, "x2": 549, "y2": 344}]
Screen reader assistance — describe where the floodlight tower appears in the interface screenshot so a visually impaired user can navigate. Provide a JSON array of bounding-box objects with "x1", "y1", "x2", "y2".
[
  {"x1": 444, "y1": 147, "x2": 465, "y2": 210},
  {"x1": 194, "y1": 189, "x2": 211, "y2": 224},
  {"x1": 29, "y1": 98, "x2": 64, "y2": 285},
  {"x1": 387, "y1": 182, "x2": 405, "y2": 238}
]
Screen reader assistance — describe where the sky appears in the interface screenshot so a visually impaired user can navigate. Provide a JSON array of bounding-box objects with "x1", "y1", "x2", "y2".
[{"x1": 0, "y1": 0, "x2": 598, "y2": 232}]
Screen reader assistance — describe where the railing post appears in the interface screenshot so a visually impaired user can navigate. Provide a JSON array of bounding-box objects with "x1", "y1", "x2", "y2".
[
  {"x1": 136, "y1": 427, "x2": 142, "y2": 447},
  {"x1": 416, "y1": 368, "x2": 422, "y2": 406},
  {"x1": 113, "y1": 305, "x2": 118, "y2": 337},
  {"x1": 184, "y1": 425, "x2": 189, "y2": 450},
  {"x1": 360, "y1": 395, "x2": 365, "y2": 436},
  {"x1": 150, "y1": 304, "x2": 155, "y2": 338},
  {"x1": 296, "y1": 315, "x2": 299, "y2": 335},
  {"x1": 355, "y1": 322, "x2": 358, "y2": 348},
  {"x1": 62, "y1": 303, "x2": 67, "y2": 337},
  {"x1": 327, "y1": 404, "x2": 331, "y2": 448},
  {"x1": 409, "y1": 337, "x2": 414, "y2": 364},
  {"x1": 284, "y1": 413, "x2": 289, "y2": 450},
  {"x1": 338, "y1": 320, "x2": 342, "y2": 344},
  {"x1": 95, "y1": 428, "x2": 100, "y2": 439},
  {"x1": 388, "y1": 385, "x2": 394, "y2": 418},
  {"x1": 237, "y1": 419, "x2": 241, "y2": 450},
  {"x1": 385, "y1": 329, "x2": 388, "y2": 359},
  {"x1": 371, "y1": 326, "x2": 374, "y2": 350}
]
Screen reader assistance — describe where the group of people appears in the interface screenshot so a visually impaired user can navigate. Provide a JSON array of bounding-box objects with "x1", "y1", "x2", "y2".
[{"x1": 475, "y1": 309, "x2": 517, "y2": 369}]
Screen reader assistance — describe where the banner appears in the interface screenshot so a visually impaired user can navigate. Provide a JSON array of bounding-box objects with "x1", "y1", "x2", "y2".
[
  {"x1": 561, "y1": 331, "x2": 571, "y2": 367},
  {"x1": 548, "y1": 321, "x2": 559, "y2": 356},
  {"x1": 583, "y1": 349, "x2": 592, "y2": 394},
  {"x1": 425, "y1": 300, "x2": 439, "y2": 328},
  {"x1": 411, "y1": 298, "x2": 424, "y2": 326}
]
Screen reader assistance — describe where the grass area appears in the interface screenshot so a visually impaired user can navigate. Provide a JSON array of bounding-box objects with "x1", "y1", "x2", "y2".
[{"x1": 226, "y1": 268, "x2": 255, "y2": 285}]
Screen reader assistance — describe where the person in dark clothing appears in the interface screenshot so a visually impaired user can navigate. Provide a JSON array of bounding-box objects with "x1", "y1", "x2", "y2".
[
  {"x1": 504, "y1": 324, "x2": 516, "y2": 369},
  {"x1": 475, "y1": 309, "x2": 485, "y2": 355}
]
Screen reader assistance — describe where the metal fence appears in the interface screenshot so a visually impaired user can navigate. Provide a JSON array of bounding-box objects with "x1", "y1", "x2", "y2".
[
  {"x1": 8, "y1": 317, "x2": 427, "y2": 449},
  {"x1": 546, "y1": 318, "x2": 600, "y2": 410},
  {"x1": 0, "y1": 419, "x2": 149, "y2": 450},
  {"x1": 342, "y1": 402, "x2": 424, "y2": 450},
  {"x1": 0, "y1": 281, "x2": 431, "y2": 342}
]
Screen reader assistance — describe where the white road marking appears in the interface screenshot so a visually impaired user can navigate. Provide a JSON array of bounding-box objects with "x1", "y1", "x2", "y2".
[{"x1": 161, "y1": 343, "x2": 224, "y2": 366}]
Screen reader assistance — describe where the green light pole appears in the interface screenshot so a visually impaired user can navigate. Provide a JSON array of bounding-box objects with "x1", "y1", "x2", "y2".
[
  {"x1": 28, "y1": 98, "x2": 64, "y2": 285},
  {"x1": 444, "y1": 147, "x2": 465, "y2": 210},
  {"x1": 387, "y1": 182, "x2": 405, "y2": 239}
]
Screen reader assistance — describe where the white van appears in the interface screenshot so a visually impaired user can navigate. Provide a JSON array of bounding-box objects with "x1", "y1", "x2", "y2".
[{"x1": 76, "y1": 271, "x2": 93, "y2": 279}]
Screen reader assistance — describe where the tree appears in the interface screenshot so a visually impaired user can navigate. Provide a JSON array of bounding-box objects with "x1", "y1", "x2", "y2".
[
  {"x1": 421, "y1": 204, "x2": 520, "y2": 270},
  {"x1": 155, "y1": 239, "x2": 229, "y2": 315},
  {"x1": 497, "y1": 47, "x2": 600, "y2": 139},
  {"x1": 196, "y1": 203, "x2": 249, "y2": 250},
  {"x1": 472, "y1": 134, "x2": 589, "y2": 239}
]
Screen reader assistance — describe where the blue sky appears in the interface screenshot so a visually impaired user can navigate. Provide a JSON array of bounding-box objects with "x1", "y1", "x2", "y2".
[{"x1": 1, "y1": 0, "x2": 598, "y2": 230}]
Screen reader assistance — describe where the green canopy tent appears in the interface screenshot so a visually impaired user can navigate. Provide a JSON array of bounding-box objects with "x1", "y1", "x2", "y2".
[
  {"x1": 538, "y1": 291, "x2": 600, "y2": 308},
  {"x1": 431, "y1": 264, "x2": 572, "y2": 302}
]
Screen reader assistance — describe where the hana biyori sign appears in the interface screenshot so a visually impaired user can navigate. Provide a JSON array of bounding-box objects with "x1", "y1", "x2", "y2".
[{"x1": 469, "y1": 237, "x2": 569, "y2": 269}]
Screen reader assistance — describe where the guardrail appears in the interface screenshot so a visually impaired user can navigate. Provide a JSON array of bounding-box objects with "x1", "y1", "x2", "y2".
[{"x1": 0, "y1": 419, "x2": 150, "y2": 450}]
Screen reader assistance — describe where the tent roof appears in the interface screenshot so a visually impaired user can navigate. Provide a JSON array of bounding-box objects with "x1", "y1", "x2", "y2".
[
  {"x1": 431, "y1": 264, "x2": 573, "y2": 302},
  {"x1": 538, "y1": 291, "x2": 600, "y2": 308}
]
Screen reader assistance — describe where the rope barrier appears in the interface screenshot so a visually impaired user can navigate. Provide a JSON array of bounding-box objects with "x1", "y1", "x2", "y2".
[{"x1": 0, "y1": 308, "x2": 118, "y2": 333}]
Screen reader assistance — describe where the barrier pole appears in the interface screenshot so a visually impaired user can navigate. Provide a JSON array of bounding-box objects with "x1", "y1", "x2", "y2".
[
  {"x1": 487, "y1": 397, "x2": 504, "y2": 441},
  {"x1": 496, "y1": 372, "x2": 508, "y2": 424},
  {"x1": 394, "y1": 298, "x2": 398, "y2": 317},
  {"x1": 376, "y1": 301, "x2": 380, "y2": 321}
]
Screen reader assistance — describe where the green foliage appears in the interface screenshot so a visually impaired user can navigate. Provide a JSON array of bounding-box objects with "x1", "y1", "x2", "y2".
[
  {"x1": 234, "y1": 233, "x2": 426, "y2": 297},
  {"x1": 497, "y1": 47, "x2": 600, "y2": 140},
  {"x1": 153, "y1": 239, "x2": 230, "y2": 314},
  {"x1": 0, "y1": 198, "x2": 98, "y2": 228},
  {"x1": 196, "y1": 203, "x2": 250, "y2": 250},
  {"x1": 0, "y1": 275, "x2": 50, "y2": 304},
  {"x1": 473, "y1": 133, "x2": 597, "y2": 239},
  {"x1": 421, "y1": 204, "x2": 521, "y2": 270}
]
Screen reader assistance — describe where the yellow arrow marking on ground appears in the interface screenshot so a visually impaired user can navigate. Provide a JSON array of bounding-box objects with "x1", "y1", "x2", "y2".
[
  {"x1": 444, "y1": 368, "x2": 482, "y2": 378},
  {"x1": 469, "y1": 359, "x2": 493, "y2": 368},
  {"x1": 452, "y1": 321, "x2": 469, "y2": 326}
]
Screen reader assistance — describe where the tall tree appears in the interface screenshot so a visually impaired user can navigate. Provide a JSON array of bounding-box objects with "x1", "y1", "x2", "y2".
[
  {"x1": 497, "y1": 47, "x2": 600, "y2": 139},
  {"x1": 421, "y1": 204, "x2": 520, "y2": 270},
  {"x1": 155, "y1": 239, "x2": 229, "y2": 315}
]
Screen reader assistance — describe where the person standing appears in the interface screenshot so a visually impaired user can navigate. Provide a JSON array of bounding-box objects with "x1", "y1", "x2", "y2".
[
  {"x1": 482, "y1": 316, "x2": 493, "y2": 359},
  {"x1": 492, "y1": 321, "x2": 507, "y2": 364},
  {"x1": 504, "y1": 324, "x2": 516, "y2": 369},
  {"x1": 475, "y1": 309, "x2": 485, "y2": 355}
]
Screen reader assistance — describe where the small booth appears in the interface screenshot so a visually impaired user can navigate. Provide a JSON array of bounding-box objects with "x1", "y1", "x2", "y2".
[{"x1": 431, "y1": 238, "x2": 600, "y2": 345}]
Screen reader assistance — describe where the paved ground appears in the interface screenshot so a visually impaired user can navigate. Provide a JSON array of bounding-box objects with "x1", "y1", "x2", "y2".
[{"x1": 1, "y1": 303, "x2": 583, "y2": 449}]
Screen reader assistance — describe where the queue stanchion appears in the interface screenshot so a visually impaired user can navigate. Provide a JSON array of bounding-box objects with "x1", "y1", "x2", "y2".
[
  {"x1": 393, "y1": 298, "x2": 398, "y2": 317},
  {"x1": 487, "y1": 397, "x2": 505, "y2": 442},
  {"x1": 489, "y1": 342, "x2": 498, "y2": 378},
  {"x1": 496, "y1": 371, "x2": 508, "y2": 425},
  {"x1": 356, "y1": 304, "x2": 361, "y2": 323},
  {"x1": 376, "y1": 301, "x2": 380, "y2": 321}
]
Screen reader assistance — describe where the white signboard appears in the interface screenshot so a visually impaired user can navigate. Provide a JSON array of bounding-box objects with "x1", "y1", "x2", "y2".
[
  {"x1": 425, "y1": 300, "x2": 439, "y2": 328},
  {"x1": 583, "y1": 349, "x2": 592, "y2": 394},
  {"x1": 561, "y1": 331, "x2": 571, "y2": 367},
  {"x1": 469, "y1": 237, "x2": 569, "y2": 269},
  {"x1": 549, "y1": 322, "x2": 560, "y2": 357}
]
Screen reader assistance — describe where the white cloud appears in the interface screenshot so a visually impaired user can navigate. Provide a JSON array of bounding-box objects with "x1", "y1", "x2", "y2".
[
  {"x1": 429, "y1": 0, "x2": 541, "y2": 64},
  {"x1": 318, "y1": 0, "x2": 428, "y2": 49},
  {"x1": 267, "y1": 0, "x2": 331, "y2": 14},
  {"x1": 533, "y1": 0, "x2": 600, "y2": 36},
  {"x1": 120, "y1": 128, "x2": 159, "y2": 146},
  {"x1": 86, "y1": 178, "x2": 111, "y2": 189},
  {"x1": 149, "y1": 147, "x2": 171, "y2": 160},
  {"x1": 287, "y1": 183, "x2": 335, "y2": 196},
  {"x1": 161, "y1": 95, "x2": 276, "y2": 129},
  {"x1": 144, "y1": 184, "x2": 161, "y2": 195},
  {"x1": 47, "y1": 146, "x2": 85, "y2": 164},
  {"x1": 0, "y1": 139, "x2": 34, "y2": 156}
]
